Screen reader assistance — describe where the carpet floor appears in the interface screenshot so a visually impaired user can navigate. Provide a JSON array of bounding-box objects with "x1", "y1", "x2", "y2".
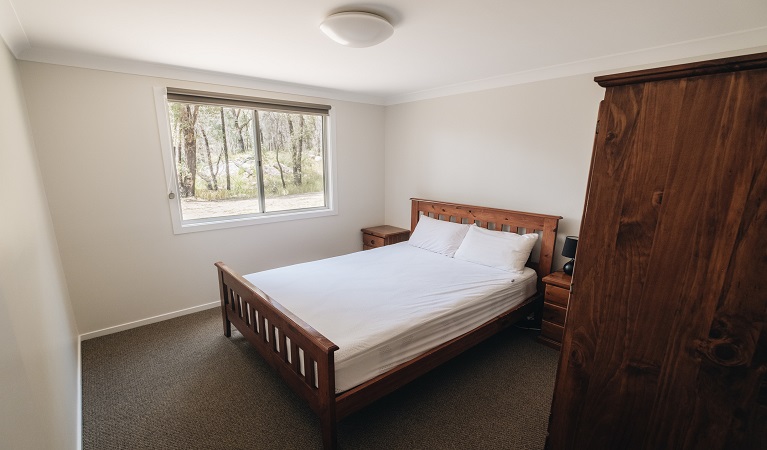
[{"x1": 82, "y1": 307, "x2": 559, "y2": 449}]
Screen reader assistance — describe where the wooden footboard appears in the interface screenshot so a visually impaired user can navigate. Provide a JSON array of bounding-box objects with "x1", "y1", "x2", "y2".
[{"x1": 215, "y1": 262, "x2": 339, "y2": 448}]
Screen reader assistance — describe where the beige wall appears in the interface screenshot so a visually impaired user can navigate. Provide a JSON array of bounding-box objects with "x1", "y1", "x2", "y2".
[
  {"x1": 384, "y1": 74, "x2": 605, "y2": 270},
  {"x1": 0, "y1": 43, "x2": 79, "y2": 449},
  {"x1": 20, "y1": 62, "x2": 385, "y2": 335}
]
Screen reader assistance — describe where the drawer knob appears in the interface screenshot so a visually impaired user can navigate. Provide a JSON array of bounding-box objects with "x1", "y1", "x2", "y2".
[{"x1": 370, "y1": 239, "x2": 375, "y2": 244}]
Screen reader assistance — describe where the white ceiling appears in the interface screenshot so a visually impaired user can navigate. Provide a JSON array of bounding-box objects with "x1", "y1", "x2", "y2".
[{"x1": 2, "y1": 0, "x2": 767, "y2": 104}]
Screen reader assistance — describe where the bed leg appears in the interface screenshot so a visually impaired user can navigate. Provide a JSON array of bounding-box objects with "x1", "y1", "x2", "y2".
[
  {"x1": 222, "y1": 315, "x2": 231, "y2": 337},
  {"x1": 220, "y1": 291, "x2": 231, "y2": 337},
  {"x1": 320, "y1": 411, "x2": 337, "y2": 450}
]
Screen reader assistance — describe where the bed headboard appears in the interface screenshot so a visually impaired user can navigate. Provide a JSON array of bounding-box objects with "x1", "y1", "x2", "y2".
[{"x1": 410, "y1": 198, "x2": 562, "y2": 279}]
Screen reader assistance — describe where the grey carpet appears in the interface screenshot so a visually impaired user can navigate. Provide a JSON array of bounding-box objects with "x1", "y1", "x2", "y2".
[{"x1": 82, "y1": 307, "x2": 559, "y2": 449}]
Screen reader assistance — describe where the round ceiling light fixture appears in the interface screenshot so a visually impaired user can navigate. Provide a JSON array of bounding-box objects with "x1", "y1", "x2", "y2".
[{"x1": 320, "y1": 11, "x2": 394, "y2": 48}]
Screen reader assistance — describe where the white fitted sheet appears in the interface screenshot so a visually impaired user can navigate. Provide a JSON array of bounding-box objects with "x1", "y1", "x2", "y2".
[{"x1": 244, "y1": 242, "x2": 537, "y2": 393}]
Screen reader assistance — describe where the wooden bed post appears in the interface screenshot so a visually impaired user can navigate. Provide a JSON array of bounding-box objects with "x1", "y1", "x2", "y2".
[
  {"x1": 537, "y1": 217, "x2": 560, "y2": 278},
  {"x1": 216, "y1": 262, "x2": 231, "y2": 337},
  {"x1": 318, "y1": 350, "x2": 338, "y2": 449},
  {"x1": 410, "y1": 199, "x2": 420, "y2": 232}
]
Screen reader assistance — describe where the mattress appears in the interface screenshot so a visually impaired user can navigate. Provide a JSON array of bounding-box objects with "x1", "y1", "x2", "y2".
[{"x1": 244, "y1": 242, "x2": 537, "y2": 393}]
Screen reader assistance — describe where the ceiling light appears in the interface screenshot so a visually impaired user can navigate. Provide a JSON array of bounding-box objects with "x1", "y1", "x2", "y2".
[{"x1": 320, "y1": 12, "x2": 394, "y2": 48}]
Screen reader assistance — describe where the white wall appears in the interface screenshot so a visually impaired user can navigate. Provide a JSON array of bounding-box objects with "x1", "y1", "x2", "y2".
[
  {"x1": 384, "y1": 74, "x2": 605, "y2": 270},
  {"x1": 19, "y1": 62, "x2": 385, "y2": 335},
  {"x1": 0, "y1": 43, "x2": 79, "y2": 449}
]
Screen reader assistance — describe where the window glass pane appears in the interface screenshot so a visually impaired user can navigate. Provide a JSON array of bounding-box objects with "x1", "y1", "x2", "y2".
[
  {"x1": 165, "y1": 96, "x2": 328, "y2": 227},
  {"x1": 168, "y1": 103, "x2": 259, "y2": 220},
  {"x1": 258, "y1": 111, "x2": 325, "y2": 212}
]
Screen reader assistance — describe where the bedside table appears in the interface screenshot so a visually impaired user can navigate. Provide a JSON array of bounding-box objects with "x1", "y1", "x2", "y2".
[
  {"x1": 538, "y1": 271, "x2": 572, "y2": 350},
  {"x1": 361, "y1": 225, "x2": 410, "y2": 250}
]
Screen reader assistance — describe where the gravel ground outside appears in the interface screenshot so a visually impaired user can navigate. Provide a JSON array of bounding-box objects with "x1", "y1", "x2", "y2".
[{"x1": 180, "y1": 192, "x2": 324, "y2": 220}]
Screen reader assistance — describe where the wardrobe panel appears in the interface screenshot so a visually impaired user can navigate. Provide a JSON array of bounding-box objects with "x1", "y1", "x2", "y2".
[{"x1": 547, "y1": 53, "x2": 767, "y2": 450}]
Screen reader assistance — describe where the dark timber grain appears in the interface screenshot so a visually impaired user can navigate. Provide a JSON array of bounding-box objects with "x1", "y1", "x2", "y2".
[{"x1": 547, "y1": 52, "x2": 767, "y2": 450}]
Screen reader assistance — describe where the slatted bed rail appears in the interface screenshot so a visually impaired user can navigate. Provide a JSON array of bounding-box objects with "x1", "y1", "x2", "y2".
[{"x1": 215, "y1": 262, "x2": 339, "y2": 447}]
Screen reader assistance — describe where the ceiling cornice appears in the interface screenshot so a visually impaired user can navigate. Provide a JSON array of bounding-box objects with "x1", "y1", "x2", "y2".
[
  {"x1": 17, "y1": 47, "x2": 388, "y2": 105},
  {"x1": 385, "y1": 26, "x2": 767, "y2": 105},
  {"x1": 0, "y1": 0, "x2": 30, "y2": 56}
]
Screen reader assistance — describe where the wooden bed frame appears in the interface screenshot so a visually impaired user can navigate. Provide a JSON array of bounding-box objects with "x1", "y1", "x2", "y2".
[{"x1": 215, "y1": 198, "x2": 561, "y2": 449}]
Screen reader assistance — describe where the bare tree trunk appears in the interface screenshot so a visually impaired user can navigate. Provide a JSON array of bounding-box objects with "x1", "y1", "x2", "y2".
[
  {"x1": 273, "y1": 142, "x2": 287, "y2": 189},
  {"x1": 180, "y1": 105, "x2": 199, "y2": 197},
  {"x1": 233, "y1": 109, "x2": 250, "y2": 153},
  {"x1": 289, "y1": 116, "x2": 304, "y2": 185},
  {"x1": 174, "y1": 121, "x2": 181, "y2": 164},
  {"x1": 220, "y1": 109, "x2": 231, "y2": 190},
  {"x1": 298, "y1": 115, "x2": 305, "y2": 183},
  {"x1": 201, "y1": 128, "x2": 218, "y2": 191}
]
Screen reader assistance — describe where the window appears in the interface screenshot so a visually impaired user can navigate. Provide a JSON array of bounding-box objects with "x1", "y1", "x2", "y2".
[{"x1": 155, "y1": 88, "x2": 336, "y2": 233}]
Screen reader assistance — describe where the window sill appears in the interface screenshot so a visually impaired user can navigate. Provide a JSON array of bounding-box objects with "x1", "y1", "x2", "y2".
[{"x1": 170, "y1": 206, "x2": 338, "y2": 234}]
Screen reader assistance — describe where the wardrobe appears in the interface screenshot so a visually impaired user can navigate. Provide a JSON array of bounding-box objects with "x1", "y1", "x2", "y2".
[{"x1": 546, "y1": 53, "x2": 767, "y2": 449}]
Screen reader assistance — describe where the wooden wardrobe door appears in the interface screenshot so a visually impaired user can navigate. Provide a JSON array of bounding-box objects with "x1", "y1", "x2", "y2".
[{"x1": 547, "y1": 59, "x2": 767, "y2": 449}]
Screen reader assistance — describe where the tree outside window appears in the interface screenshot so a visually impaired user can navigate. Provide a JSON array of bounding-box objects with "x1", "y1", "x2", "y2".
[{"x1": 166, "y1": 99, "x2": 327, "y2": 222}]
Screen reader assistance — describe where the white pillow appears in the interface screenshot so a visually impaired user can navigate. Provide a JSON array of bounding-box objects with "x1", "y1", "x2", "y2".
[
  {"x1": 454, "y1": 225, "x2": 538, "y2": 273},
  {"x1": 408, "y1": 215, "x2": 470, "y2": 257}
]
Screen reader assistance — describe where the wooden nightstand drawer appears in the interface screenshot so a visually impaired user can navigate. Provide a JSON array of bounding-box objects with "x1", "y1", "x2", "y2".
[
  {"x1": 538, "y1": 271, "x2": 572, "y2": 350},
  {"x1": 542, "y1": 302, "x2": 567, "y2": 326},
  {"x1": 541, "y1": 320, "x2": 564, "y2": 343},
  {"x1": 363, "y1": 233, "x2": 385, "y2": 249},
  {"x1": 545, "y1": 284, "x2": 570, "y2": 308},
  {"x1": 361, "y1": 225, "x2": 410, "y2": 251}
]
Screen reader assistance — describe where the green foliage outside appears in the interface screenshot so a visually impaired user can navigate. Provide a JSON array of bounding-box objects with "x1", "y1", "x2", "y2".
[{"x1": 167, "y1": 103, "x2": 325, "y2": 204}]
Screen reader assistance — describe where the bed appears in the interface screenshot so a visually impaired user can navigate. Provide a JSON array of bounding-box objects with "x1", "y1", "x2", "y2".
[{"x1": 215, "y1": 198, "x2": 561, "y2": 449}]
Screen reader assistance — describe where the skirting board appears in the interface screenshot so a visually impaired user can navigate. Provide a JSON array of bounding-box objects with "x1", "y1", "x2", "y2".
[
  {"x1": 79, "y1": 301, "x2": 219, "y2": 341},
  {"x1": 77, "y1": 334, "x2": 82, "y2": 450}
]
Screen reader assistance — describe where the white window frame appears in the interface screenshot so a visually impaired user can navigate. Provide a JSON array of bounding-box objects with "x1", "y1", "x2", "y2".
[{"x1": 153, "y1": 87, "x2": 338, "y2": 234}]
